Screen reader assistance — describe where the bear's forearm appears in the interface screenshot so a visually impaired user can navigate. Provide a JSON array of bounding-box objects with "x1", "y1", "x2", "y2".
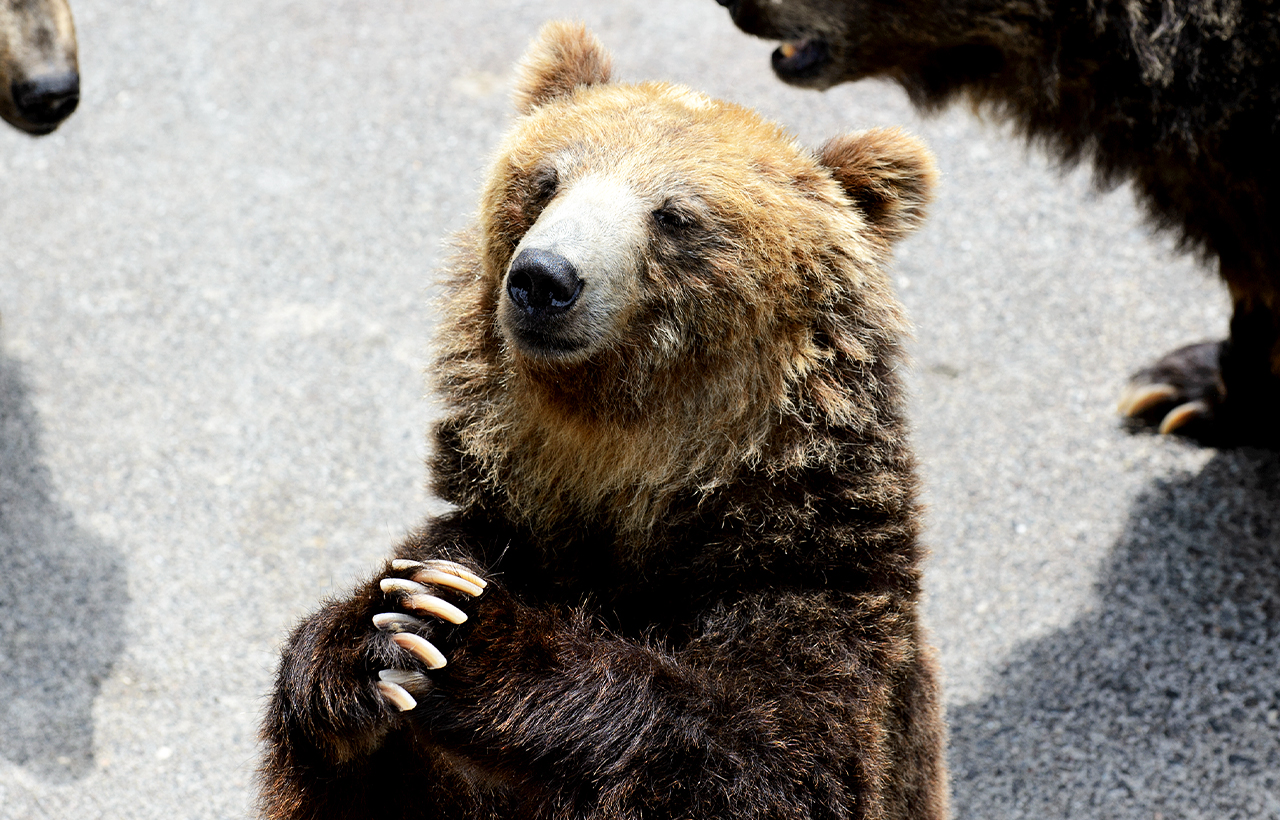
[{"x1": 425, "y1": 594, "x2": 897, "y2": 818}]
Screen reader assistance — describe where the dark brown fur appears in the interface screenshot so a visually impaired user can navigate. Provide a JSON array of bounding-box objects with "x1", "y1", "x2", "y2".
[
  {"x1": 716, "y1": 0, "x2": 1280, "y2": 446},
  {"x1": 260, "y1": 22, "x2": 947, "y2": 820}
]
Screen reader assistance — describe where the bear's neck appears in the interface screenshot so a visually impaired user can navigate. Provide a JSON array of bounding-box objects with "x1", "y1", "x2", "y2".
[
  {"x1": 433, "y1": 359, "x2": 781, "y2": 535},
  {"x1": 431, "y1": 340, "x2": 915, "y2": 543}
]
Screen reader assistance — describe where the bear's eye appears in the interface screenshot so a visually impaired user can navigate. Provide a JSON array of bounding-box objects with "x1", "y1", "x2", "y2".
[
  {"x1": 529, "y1": 166, "x2": 559, "y2": 204},
  {"x1": 652, "y1": 205, "x2": 694, "y2": 233}
]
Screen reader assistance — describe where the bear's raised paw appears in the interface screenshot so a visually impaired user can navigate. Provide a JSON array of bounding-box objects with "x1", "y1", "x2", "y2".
[{"x1": 372, "y1": 559, "x2": 488, "y2": 711}]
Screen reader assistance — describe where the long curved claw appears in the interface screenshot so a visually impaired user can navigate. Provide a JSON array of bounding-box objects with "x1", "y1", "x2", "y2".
[
  {"x1": 1117, "y1": 382, "x2": 1179, "y2": 417},
  {"x1": 372, "y1": 612, "x2": 425, "y2": 633},
  {"x1": 391, "y1": 559, "x2": 487, "y2": 590},
  {"x1": 373, "y1": 670, "x2": 424, "y2": 711},
  {"x1": 411, "y1": 567, "x2": 485, "y2": 598},
  {"x1": 379, "y1": 578, "x2": 469, "y2": 624},
  {"x1": 1159, "y1": 400, "x2": 1211, "y2": 435},
  {"x1": 390, "y1": 632, "x2": 447, "y2": 669},
  {"x1": 376, "y1": 681, "x2": 417, "y2": 711},
  {"x1": 380, "y1": 577, "x2": 431, "y2": 596},
  {"x1": 403, "y1": 594, "x2": 468, "y2": 624}
]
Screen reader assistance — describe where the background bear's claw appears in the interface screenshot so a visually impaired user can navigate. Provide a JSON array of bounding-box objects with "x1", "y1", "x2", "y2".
[
  {"x1": 1157, "y1": 399, "x2": 1213, "y2": 434},
  {"x1": 1116, "y1": 382, "x2": 1180, "y2": 417}
]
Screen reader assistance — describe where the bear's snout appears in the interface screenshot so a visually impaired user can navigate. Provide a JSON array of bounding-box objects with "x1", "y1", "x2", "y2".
[
  {"x1": 506, "y1": 248, "x2": 584, "y2": 317},
  {"x1": 11, "y1": 72, "x2": 80, "y2": 129}
]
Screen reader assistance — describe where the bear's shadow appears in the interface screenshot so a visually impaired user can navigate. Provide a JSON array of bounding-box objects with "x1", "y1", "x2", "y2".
[
  {"x1": 0, "y1": 346, "x2": 128, "y2": 782},
  {"x1": 949, "y1": 449, "x2": 1280, "y2": 818}
]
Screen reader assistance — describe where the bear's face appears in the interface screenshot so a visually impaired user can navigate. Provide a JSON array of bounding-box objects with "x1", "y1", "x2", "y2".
[
  {"x1": 436, "y1": 22, "x2": 935, "y2": 531},
  {"x1": 486, "y1": 85, "x2": 834, "y2": 370}
]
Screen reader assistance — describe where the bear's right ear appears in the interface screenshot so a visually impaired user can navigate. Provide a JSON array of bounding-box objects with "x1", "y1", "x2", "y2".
[
  {"x1": 513, "y1": 21, "x2": 613, "y2": 115},
  {"x1": 817, "y1": 128, "x2": 938, "y2": 245}
]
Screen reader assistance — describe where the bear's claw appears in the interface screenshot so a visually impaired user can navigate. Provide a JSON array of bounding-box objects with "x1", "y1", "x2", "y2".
[
  {"x1": 376, "y1": 680, "x2": 418, "y2": 711},
  {"x1": 372, "y1": 612, "x2": 424, "y2": 632},
  {"x1": 379, "y1": 578, "x2": 470, "y2": 624},
  {"x1": 376, "y1": 669, "x2": 428, "y2": 712},
  {"x1": 391, "y1": 559, "x2": 487, "y2": 592},
  {"x1": 1116, "y1": 382, "x2": 1180, "y2": 417},
  {"x1": 1157, "y1": 399, "x2": 1212, "y2": 434},
  {"x1": 390, "y1": 632, "x2": 448, "y2": 669},
  {"x1": 412, "y1": 567, "x2": 486, "y2": 598}
]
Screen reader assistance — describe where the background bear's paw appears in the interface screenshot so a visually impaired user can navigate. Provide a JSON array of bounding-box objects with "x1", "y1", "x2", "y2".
[
  {"x1": 1117, "y1": 340, "x2": 1280, "y2": 447},
  {"x1": 1118, "y1": 341, "x2": 1224, "y2": 441},
  {"x1": 371, "y1": 559, "x2": 488, "y2": 711}
]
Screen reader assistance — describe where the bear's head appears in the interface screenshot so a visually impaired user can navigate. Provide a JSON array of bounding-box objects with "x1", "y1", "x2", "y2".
[
  {"x1": 434, "y1": 22, "x2": 936, "y2": 534},
  {"x1": 712, "y1": 0, "x2": 1023, "y2": 96}
]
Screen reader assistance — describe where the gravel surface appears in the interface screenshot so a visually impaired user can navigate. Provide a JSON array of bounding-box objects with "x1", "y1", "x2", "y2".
[{"x1": 1, "y1": 1, "x2": 1276, "y2": 818}]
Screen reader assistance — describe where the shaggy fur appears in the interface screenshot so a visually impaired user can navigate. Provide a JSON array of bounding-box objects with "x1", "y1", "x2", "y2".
[
  {"x1": 715, "y1": 0, "x2": 1280, "y2": 446},
  {"x1": 0, "y1": 0, "x2": 78, "y2": 134},
  {"x1": 260, "y1": 21, "x2": 947, "y2": 820}
]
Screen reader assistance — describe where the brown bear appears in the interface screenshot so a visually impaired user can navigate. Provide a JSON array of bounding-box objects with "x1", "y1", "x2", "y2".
[
  {"x1": 713, "y1": 0, "x2": 1280, "y2": 447},
  {"x1": 259, "y1": 21, "x2": 948, "y2": 820},
  {"x1": 0, "y1": 0, "x2": 79, "y2": 134}
]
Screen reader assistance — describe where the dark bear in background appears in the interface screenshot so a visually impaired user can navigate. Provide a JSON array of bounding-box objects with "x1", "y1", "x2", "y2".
[
  {"x1": 260, "y1": 20, "x2": 949, "y2": 820},
  {"x1": 0, "y1": 0, "x2": 79, "y2": 134},
  {"x1": 714, "y1": 0, "x2": 1280, "y2": 447}
]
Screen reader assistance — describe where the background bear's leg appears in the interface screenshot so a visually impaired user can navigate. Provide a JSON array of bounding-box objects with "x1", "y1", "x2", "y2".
[
  {"x1": 1119, "y1": 274, "x2": 1280, "y2": 447},
  {"x1": 1219, "y1": 286, "x2": 1280, "y2": 445}
]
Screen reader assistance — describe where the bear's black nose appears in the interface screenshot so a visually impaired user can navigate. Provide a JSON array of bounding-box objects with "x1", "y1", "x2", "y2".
[
  {"x1": 506, "y1": 248, "x2": 583, "y2": 317},
  {"x1": 12, "y1": 73, "x2": 80, "y2": 127}
]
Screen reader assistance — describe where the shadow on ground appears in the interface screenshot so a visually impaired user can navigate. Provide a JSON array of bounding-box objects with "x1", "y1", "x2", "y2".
[
  {"x1": 949, "y1": 450, "x2": 1280, "y2": 818},
  {"x1": 0, "y1": 346, "x2": 128, "y2": 782}
]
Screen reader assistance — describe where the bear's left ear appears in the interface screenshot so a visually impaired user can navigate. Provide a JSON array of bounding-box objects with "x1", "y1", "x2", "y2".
[
  {"x1": 513, "y1": 21, "x2": 613, "y2": 115},
  {"x1": 817, "y1": 128, "x2": 938, "y2": 245}
]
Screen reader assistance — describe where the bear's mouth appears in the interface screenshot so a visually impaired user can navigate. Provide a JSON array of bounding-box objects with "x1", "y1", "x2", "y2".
[
  {"x1": 506, "y1": 322, "x2": 590, "y2": 359},
  {"x1": 771, "y1": 38, "x2": 832, "y2": 82}
]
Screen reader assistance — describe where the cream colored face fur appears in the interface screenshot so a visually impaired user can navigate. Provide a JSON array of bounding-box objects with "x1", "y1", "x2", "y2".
[
  {"x1": 0, "y1": 0, "x2": 78, "y2": 134},
  {"x1": 498, "y1": 172, "x2": 648, "y2": 360}
]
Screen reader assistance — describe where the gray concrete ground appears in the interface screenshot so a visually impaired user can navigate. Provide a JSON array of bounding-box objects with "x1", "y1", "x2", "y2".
[{"x1": 0, "y1": 1, "x2": 1276, "y2": 818}]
